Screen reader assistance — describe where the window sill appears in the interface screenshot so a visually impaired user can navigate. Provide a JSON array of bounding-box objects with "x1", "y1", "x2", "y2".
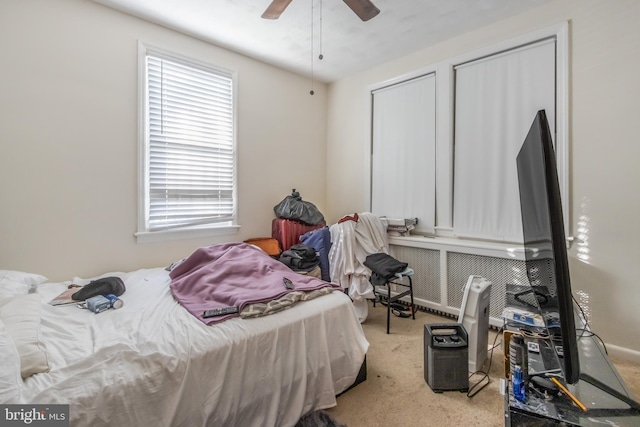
[{"x1": 135, "y1": 224, "x2": 240, "y2": 244}]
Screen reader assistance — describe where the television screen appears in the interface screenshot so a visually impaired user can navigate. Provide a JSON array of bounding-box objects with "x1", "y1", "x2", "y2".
[{"x1": 516, "y1": 109, "x2": 580, "y2": 384}]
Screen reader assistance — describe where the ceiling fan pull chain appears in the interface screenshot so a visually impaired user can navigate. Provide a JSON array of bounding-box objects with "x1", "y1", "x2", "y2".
[
  {"x1": 310, "y1": 0, "x2": 315, "y2": 95},
  {"x1": 319, "y1": 0, "x2": 323, "y2": 60}
]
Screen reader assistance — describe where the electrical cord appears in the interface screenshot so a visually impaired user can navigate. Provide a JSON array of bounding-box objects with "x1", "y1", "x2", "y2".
[
  {"x1": 467, "y1": 326, "x2": 504, "y2": 398},
  {"x1": 573, "y1": 295, "x2": 590, "y2": 340},
  {"x1": 571, "y1": 295, "x2": 608, "y2": 354},
  {"x1": 576, "y1": 328, "x2": 608, "y2": 355},
  {"x1": 573, "y1": 295, "x2": 589, "y2": 327}
]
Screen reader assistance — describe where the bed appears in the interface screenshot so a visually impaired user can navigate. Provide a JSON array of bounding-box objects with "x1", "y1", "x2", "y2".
[{"x1": 0, "y1": 245, "x2": 369, "y2": 427}]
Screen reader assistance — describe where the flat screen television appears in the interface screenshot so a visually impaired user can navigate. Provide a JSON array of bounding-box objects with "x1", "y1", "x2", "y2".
[
  {"x1": 517, "y1": 111, "x2": 640, "y2": 414},
  {"x1": 516, "y1": 109, "x2": 580, "y2": 384}
]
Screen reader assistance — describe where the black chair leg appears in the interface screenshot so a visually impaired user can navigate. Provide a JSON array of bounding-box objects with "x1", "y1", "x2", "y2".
[
  {"x1": 409, "y1": 276, "x2": 415, "y2": 320},
  {"x1": 386, "y1": 285, "x2": 391, "y2": 334}
]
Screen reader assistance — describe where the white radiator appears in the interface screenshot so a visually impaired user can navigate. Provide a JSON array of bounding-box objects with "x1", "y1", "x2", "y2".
[{"x1": 388, "y1": 236, "x2": 530, "y2": 328}]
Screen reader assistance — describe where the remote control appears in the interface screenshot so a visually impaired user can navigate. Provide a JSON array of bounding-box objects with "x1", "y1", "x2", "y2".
[
  {"x1": 203, "y1": 306, "x2": 239, "y2": 318},
  {"x1": 283, "y1": 277, "x2": 294, "y2": 290}
]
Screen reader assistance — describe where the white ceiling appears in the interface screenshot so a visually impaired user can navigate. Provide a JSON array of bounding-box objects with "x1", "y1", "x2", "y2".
[{"x1": 93, "y1": 0, "x2": 551, "y2": 82}]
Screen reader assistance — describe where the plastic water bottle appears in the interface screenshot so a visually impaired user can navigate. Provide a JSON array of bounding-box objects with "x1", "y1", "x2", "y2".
[
  {"x1": 105, "y1": 294, "x2": 124, "y2": 309},
  {"x1": 512, "y1": 365, "x2": 526, "y2": 402}
]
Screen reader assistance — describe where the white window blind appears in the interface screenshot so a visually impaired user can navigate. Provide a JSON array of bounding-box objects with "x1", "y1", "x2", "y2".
[
  {"x1": 452, "y1": 39, "x2": 556, "y2": 242},
  {"x1": 371, "y1": 74, "x2": 436, "y2": 234},
  {"x1": 144, "y1": 51, "x2": 235, "y2": 232}
]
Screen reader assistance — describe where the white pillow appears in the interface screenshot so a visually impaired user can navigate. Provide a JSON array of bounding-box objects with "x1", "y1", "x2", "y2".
[
  {"x1": 0, "y1": 293, "x2": 50, "y2": 378},
  {"x1": 0, "y1": 270, "x2": 48, "y2": 298},
  {"x1": 0, "y1": 318, "x2": 22, "y2": 403}
]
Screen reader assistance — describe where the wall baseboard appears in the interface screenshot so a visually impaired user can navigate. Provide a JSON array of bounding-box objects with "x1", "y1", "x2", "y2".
[{"x1": 606, "y1": 343, "x2": 640, "y2": 364}]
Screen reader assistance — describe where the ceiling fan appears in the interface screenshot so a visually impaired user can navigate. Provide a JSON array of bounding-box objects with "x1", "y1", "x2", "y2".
[{"x1": 261, "y1": 0, "x2": 380, "y2": 22}]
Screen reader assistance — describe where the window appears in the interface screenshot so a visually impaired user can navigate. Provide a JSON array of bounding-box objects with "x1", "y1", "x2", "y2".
[
  {"x1": 136, "y1": 43, "x2": 237, "y2": 242},
  {"x1": 453, "y1": 39, "x2": 557, "y2": 242},
  {"x1": 367, "y1": 23, "x2": 568, "y2": 244},
  {"x1": 371, "y1": 73, "x2": 436, "y2": 235}
]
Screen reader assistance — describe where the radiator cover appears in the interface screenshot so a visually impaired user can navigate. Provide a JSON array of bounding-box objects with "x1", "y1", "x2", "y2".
[{"x1": 389, "y1": 241, "x2": 529, "y2": 327}]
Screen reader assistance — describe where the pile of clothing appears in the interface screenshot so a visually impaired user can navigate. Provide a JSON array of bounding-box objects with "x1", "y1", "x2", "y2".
[{"x1": 328, "y1": 212, "x2": 389, "y2": 322}]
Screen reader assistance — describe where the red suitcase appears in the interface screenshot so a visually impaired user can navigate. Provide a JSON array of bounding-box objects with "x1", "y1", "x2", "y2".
[{"x1": 272, "y1": 218, "x2": 326, "y2": 252}]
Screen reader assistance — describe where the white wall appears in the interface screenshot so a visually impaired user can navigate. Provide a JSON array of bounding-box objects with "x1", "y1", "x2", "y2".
[
  {"x1": 326, "y1": 0, "x2": 640, "y2": 358},
  {"x1": 0, "y1": 0, "x2": 327, "y2": 281},
  {"x1": 2, "y1": 0, "x2": 638, "y2": 360}
]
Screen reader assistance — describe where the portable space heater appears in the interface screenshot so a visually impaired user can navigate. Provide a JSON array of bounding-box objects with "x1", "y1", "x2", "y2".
[
  {"x1": 458, "y1": 275, "x2": 492, "y2": 373},
  {"x1": 424, "y1": 323, "x2": 469, "y2": 392}
]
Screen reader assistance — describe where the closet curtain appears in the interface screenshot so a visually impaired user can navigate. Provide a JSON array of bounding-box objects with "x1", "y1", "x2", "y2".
[
  {"x1": 453, "y1": 39, "x2": 556, "y2": 242},
  {"x1": 371, "y1": 74, "x2": 436, "y2": 235}
]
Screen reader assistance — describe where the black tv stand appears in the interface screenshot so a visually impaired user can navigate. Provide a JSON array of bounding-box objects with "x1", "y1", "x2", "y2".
[{"x1": 504, "y1": 314, "x2": 640, "y2": 426}]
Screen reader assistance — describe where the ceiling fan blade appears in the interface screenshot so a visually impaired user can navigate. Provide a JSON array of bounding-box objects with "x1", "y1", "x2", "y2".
[
  {"x1": 261, "y1": 0, "x2": 293, "y2": 19},
  {"x1": 343, "y1": 0, "x2": 380, "y2": 21}
]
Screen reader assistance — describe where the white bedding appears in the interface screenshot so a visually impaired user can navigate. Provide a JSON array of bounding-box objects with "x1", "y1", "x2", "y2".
[{"x1": 24, "y1": 268, "x2": 369, "y2": 427}]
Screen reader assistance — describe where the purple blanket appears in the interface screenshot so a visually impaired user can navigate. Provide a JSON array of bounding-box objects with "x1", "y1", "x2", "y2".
[{"x1": 170, "y1": 243, "x2": 339, "y2": 324}]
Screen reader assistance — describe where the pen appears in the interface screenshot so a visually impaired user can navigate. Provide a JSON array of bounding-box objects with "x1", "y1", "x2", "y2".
[{"x1": 550, "y1": 377, "x2": 587, "y2": 412}]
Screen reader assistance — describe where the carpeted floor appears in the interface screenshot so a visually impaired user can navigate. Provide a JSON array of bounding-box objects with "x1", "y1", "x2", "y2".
[{"x1": 325, "y1": 302, "x2": 640, "y2": 426}]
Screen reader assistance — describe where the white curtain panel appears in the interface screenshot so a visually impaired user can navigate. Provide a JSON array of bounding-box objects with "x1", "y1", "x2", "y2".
[
  {"x1": 453, "y1": 39, "x2": 556, "y2": 242},
  {"x1": 371, "y1": 74, "x2": 436, "y2": 234}
]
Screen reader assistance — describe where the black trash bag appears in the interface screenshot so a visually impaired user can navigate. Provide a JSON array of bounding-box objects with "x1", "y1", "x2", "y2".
[
  {"x1": 279, "y1": 244, "x2": 320, "y2": 272},
  {"x1": 71, "y1": 277, "x2": 126, "y2": 301},
  {"x1": 274, "y1": 189, "x2": 325, "y2": 225}
]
